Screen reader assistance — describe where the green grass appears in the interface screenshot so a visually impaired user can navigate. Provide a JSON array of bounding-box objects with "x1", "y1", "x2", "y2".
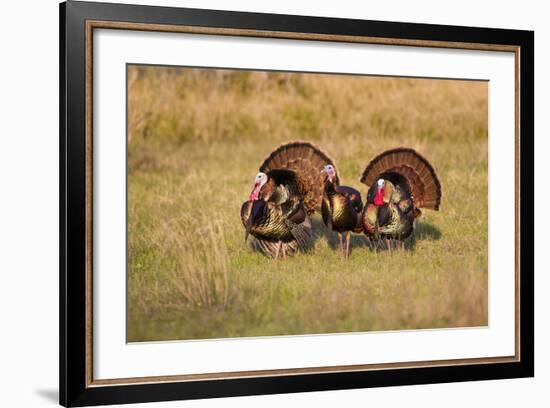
[{"x1": 127, "y1": 66, "x2": 488, "y2": 342}]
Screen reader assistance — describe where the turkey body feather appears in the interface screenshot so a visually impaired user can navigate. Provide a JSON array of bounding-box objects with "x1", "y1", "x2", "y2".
[
  {"x1": 320, "y1": 164, "x2": 364, "y2": 259},
  {"x1": 242, "y1": 144, "x2": 441, "y2": 257},
  {"x1": 321, "y1": 184, "x2": 363, "y2": 234},
  {"x1": 242, "y1": 141, "x2": 335, "y2": 258},
  {"x1": 360, "y1": 148, "x2": 441, "y2": 247}
]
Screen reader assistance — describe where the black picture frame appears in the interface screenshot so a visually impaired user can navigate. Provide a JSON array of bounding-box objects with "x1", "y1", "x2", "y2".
[{"x1": 60, "y1": 1, "x2": 534, "y2": 406}]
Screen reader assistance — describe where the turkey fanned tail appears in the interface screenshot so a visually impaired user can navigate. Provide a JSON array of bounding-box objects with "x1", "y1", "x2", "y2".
[
  {"x1": 260, "y1": 141, "x2": 337, "y2": 214},
  {"x1": 360, "y1": 147, "x2": 441, "y2": 210}
]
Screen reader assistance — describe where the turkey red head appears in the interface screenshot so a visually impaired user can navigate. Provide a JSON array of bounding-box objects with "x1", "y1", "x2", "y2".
[
  {"x1": 322, "y1": 164, "x2": 337, "y2": 184},
  {"x1": 374, "y1": 178, "x2": 385, "y2": 206},
  {"x1": 248, "y1": 172, "x2": 268, "y2": 201}
]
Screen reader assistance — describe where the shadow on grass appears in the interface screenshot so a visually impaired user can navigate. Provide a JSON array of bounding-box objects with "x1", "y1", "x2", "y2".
[
  {"x1": 310, "y1": 217, "x2": 369, "y2": 256},
  {"x1": 407, "y1": 222, "x2": 442, "y2": 250},
  {"x1": 311, "y1": 218, "x2": 442, "y2": 253}
]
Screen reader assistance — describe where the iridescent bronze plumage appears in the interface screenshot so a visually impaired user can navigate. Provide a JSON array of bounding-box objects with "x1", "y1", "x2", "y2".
[
  {"x1": 360, "y1": 148, "x2": 441, "y2": 250},
  {"x1": 321, "y1": 165, "x2": 363, "y2": 259},
  {"x1": 241, "y1": 142, "x2": 336, "y2": 259}
]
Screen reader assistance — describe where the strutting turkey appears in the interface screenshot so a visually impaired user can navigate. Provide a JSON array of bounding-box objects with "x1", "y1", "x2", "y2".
[
  {"x1": 240, "y1": 141, "x2": 336, "y2": 259},
  {"x1": 360, "y1": 148, "x2": 441, "y2": 250},
  {"x1": 320, "y1": 164, "x2": 363, "y2": 259}
]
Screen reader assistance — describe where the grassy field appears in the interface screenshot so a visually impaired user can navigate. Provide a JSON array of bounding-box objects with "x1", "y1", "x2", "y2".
[{"x1": 127, "y1": 65, "x2": 488, "y2": 342}]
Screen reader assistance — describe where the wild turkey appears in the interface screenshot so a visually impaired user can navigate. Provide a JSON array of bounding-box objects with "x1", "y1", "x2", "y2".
[
  {"x1": 321, "y1": 164, "x2": 363, "y2": 259},
  {"x1": 241, "y1": 141, "x2": 336, "y2": 259},
  {"x1": 360, "y1": 148, "x2": 441, "y2": 250}
]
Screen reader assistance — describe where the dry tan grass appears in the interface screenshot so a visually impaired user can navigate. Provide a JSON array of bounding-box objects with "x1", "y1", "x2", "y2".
[{"x1": 127, "y1": 65, "x2": 488, "y2": 341}]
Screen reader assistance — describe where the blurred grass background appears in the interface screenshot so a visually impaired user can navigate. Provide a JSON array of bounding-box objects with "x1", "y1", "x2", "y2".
[{"x1": 127, "y1": 65, "x2": 488, "y2": 342}]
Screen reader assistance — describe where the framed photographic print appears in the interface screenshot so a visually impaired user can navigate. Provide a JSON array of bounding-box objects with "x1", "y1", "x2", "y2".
[{"x1": 60, "y1": 1, "x2": 534, "y2": 406}]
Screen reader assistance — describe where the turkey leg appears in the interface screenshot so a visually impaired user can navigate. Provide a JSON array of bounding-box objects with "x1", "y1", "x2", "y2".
[{"x1": 345, "y1": 232, "x2": 351, "y2": 260}]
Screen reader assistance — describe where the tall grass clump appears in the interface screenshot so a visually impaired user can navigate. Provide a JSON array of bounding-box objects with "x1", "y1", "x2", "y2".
[{"x1": 168, "y1": 216, "x2": 231, "y2": 309}]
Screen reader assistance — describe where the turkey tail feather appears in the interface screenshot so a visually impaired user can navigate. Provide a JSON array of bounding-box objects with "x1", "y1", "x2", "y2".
[
  {"x1": 360, "y1": 148, "x2": 441, "y2": 210},
  {"x1": 260, "y1": 141, "x2": 338, "y2": 213}
]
